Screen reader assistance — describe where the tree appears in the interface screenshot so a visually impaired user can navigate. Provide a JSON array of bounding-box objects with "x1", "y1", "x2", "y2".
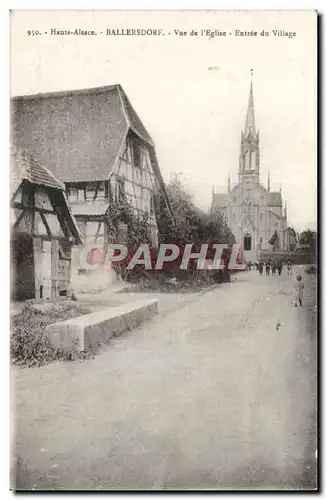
[
  {"x1": 155, "y1": 178, "x2": 235, "y2": 247},
  {"x1": 287, "y1": 227, "x2": 297, "y2": 251},
  {"x1": 299, "y1": 229, "x2": 316, "y2": 254},
  {"x1": 268, "y1": 230, "x2": 280, "y2": 249}
]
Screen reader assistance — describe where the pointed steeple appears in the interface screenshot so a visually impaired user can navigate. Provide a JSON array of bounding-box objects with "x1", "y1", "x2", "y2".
[
  {"x1": 228, "y1": 174, "x2": 231, "y2": 193},
  {"x1": 244, "y1": 69, "x2": 256, "y2": 137},
  {"x1": 239, "y1": 69, "x2": 260, "y2": 183},
  {"x1": 267, "y1": 171, "x2": 271, "y2": 192}
]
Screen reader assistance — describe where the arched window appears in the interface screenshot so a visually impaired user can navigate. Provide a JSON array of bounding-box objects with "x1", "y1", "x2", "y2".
[
  {"x1": 260, "y1": 212, "x2": 263, "y2": 222},
  {"x1": 244, "y1": 233, "x2": 252, "y2": 251}
]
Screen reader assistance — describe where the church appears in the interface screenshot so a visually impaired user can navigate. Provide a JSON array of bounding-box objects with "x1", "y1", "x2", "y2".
[{"x1": 210, "y1": 73, "x2": 289, "y2": 262}]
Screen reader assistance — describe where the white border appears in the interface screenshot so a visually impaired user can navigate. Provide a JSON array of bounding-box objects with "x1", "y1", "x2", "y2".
[{"x1": 2, "y1": 2, "x2": 324, "y2": 498}]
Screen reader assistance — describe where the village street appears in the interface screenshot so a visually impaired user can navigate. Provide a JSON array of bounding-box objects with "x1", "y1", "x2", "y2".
[{"x1": 12, "y1": 268, "x2": 317, "y2": 490}]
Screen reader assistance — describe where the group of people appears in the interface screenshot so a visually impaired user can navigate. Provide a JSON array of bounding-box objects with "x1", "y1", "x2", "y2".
[
  {"x1": 245, "y1": 259, "x2": 304, "y2": 306},
  {"x1": 246, "y1": 259, "x2": 293, "y2": 276}
]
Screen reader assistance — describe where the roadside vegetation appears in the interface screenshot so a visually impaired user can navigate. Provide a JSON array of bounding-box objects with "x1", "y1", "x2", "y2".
[{"x1": 11, "y1": 301, "x2": 95, "y2": 367}]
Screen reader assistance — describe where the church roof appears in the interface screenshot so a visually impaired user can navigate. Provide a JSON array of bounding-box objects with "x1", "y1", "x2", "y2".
[
  {"x1": 211, "y1": 193, "x2": 229, "y2": 211},
  {"x1": 269, "y1": 208, "x2": 283, "y2": 220},
  {"x1": 269, "y1": 191, "x2": 282, "y2": 206}
]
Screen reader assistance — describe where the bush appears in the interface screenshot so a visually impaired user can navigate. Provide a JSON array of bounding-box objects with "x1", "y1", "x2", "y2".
[
  {"x1": 304, "y1": 264, "x2": 317, "y2": 275},
  {"x1": 10, "y1": 303, "x2": 96, "y2": 367}
]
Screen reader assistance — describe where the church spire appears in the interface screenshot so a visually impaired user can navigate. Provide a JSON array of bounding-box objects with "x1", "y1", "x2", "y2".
[
  {"x1": 239, "y1": 69, "x2": 260, "y2": 183},
  {"x1": 267, "y1": 171, "x2": 271, "y2": 192},
  {"x1": 228, "y1": 174, "x2": 231, "y2": 192},
  {"x1": 244, "y1": 69, "x2": 256, "y2": 137}
]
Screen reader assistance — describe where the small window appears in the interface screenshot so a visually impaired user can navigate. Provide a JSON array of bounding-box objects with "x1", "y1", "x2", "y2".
[
  {"x1": 260, "y1": 213, "x2": 263, "y2": 222},
  {"x1": 131, "y1": 137, "x2": 142, "y2": 169},
  {"x1": 69, "y1": 188, "x2": 78, "y2": 202},
  {"x1": 78, "y1": 188, "x2": 85, "y2": 202},
  {"x1": 86, "y1": 183, "x2": 97, "y2": 201},
  {"x1": 97, "y1": 182, "x2": 106, "y2": 199}
]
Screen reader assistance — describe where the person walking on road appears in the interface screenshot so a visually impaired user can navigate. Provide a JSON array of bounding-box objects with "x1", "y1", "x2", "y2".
[
  {"x1": 287, "y1": 260, "x2": 292, "y2": 276},
  {"x1": 259, "y1": 260, "x2": 264, "y2": 275},
  {"x1": 271, "y1": 260, "x2": 277, "y2": 276},
  {"x1": 265, "y1": 261, "x2": 271, "y2": 276},
  {"x1": 277, "y1": 260, "x2": 283, "y2": 276},
  {"x1": 293, "y1": 274, "x2": 304, "y2": 307}
]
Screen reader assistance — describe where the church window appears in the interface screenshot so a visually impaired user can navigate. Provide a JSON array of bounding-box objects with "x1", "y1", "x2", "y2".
[
  {"x1": 244, "y1": 233, "x2": 252, "y2": 251},
  {"x1": 233, "y1": 196, "x2": 237, "y2": 203},
  {"x1": 260, "y1": 213, "x2": 263, "y2": 222},
  {"x1": 233, "y1": 213, "x2": 236, "y2": 222}
]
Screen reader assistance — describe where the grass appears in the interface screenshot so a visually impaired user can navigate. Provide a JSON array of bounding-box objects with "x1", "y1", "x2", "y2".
[{"x1": 10, "y1": 301, "x2": 96, "y2": 367}]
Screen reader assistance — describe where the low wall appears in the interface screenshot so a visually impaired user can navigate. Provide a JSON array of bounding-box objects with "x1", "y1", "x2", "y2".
[{"x1": 45, "y1": 298, "x2": 158, "y2": 351}]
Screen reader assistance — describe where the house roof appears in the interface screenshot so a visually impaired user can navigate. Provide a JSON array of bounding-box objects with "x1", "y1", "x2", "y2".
[
  {"x1": 11, "y1": 148, "x2": 83, "y2": 244},
  {"x1": 11, "y1": 84, "x2": 154, "y2": 183},
  {"x1": 11, "y1": 148, "x2": 65, "y2": 196}
]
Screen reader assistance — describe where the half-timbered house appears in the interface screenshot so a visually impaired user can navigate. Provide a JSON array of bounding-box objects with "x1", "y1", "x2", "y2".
[
  {"x1": 11, "y1": 149, "x2": 82, "y2": 300},
  {"x1": 11, "y1": 85, "x2": 173, "y2": 289}
]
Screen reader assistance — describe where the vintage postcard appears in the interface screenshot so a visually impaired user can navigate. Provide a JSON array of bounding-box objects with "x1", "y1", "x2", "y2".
[{"x1": 10, "y1": 10, "x2": 317, "y2": 491}]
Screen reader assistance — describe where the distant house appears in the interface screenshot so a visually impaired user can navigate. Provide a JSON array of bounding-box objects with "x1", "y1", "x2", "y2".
[
  {"x1": 11, "y1": 149, "x2": 82, "y2": 300},
  {"x1": 11, "y1": 84, "x2": 173, "y2": 288}
]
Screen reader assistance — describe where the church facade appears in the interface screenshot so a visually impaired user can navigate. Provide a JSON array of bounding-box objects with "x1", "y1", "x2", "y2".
[{"x1": 210, "y1": 76, "x2": 289, "y2": 262}]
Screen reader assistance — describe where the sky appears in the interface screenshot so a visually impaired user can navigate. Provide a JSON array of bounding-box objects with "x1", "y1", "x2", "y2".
[{"x1": 10, "y1": 10, "x2": 317, "y2": 232}]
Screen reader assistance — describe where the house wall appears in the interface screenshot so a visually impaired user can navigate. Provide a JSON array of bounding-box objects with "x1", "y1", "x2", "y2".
[
  {"x1": 64, "y1": 133, "x2": 161, "y2": 291},
  {"x1": 110, "y1": 133, "x2": 159, "y2": 247},
  {"x1": 11, "y1": 234, "x2": 35, "y2": 300},
  {"x1": 11, "y1": 182, "x2": 74, "y2": 300}
]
